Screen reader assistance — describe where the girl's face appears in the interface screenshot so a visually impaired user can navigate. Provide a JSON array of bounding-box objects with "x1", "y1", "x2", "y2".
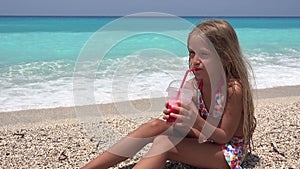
[
  {"x1": 188, "y1": 34, "x2": 226, "y2": 87},
  {"x1": 188, "y1": 47, "x2": 208, "y2": 80},
  {"x1": 188, "y1": 35, "x2": 211, "y2": 81}
]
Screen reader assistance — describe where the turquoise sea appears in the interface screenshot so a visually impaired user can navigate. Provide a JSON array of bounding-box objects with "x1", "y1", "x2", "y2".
[{"x1": 1, "y1": 16, "x2": 300, "y2": 111}]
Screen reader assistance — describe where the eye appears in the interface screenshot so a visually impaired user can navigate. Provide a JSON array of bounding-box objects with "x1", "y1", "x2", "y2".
[
  {"x1": 189, "y1": 50, "x2": 195, "y2": 58},
  {"x1": 200, "y1": 51, "x2": 209, "y2": 59}
]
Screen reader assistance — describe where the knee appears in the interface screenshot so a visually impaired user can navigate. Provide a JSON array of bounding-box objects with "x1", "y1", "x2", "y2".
[{"x1": 145, "y1": 119, "x2": 169, "y2": 135}]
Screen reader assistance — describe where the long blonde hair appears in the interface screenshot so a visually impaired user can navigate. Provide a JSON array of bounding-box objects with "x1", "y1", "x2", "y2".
[{"x1": 194, "y1": 20, "x2": 256, "y2": 150}]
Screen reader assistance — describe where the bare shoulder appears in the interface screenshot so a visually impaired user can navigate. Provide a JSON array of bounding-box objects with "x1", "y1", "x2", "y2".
[{"x1": 227, "y1": 79, "x2": 243, "y2": 98}]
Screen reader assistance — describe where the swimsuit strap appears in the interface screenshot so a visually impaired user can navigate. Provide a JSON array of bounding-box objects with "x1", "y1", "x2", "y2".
[
  {"x1": 213, "y1": 79, "x2": 225, "y2": 119},
  {"x1": 198, "y1": 79, "x2": 209, "y2": 119},
  {"x1": 197, "y1": 78, "x2": 225, "y2": 119}
]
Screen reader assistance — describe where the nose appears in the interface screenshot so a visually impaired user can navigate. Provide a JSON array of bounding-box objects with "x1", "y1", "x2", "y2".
[{"x1": 190, "y1": 54, "x2": 201, "y2": 67}]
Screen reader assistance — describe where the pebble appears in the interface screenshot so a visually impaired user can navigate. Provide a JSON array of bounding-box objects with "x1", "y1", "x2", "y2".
[{"x1": 0, "y1": 98, "x2": 299, "y2": 168}]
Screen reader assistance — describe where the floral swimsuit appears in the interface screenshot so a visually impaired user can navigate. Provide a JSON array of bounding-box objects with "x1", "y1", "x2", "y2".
[{"x1": 197, "y1": 79, "x2": 247, "y2": 169}]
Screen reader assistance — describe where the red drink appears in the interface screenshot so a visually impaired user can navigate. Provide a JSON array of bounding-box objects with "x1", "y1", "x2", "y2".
[{"x1": 166, "y1": 67, "x2": 197, "y2": 123}]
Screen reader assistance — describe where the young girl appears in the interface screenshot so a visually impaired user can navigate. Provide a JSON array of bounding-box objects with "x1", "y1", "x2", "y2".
[{"x1": 82, "y1": 20, "x2": 256, "y2": 169}]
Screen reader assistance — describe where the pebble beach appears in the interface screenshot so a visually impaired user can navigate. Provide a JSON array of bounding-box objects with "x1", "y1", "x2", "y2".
[{"x1": 1, "y1": 86, "x2": 300, "y2": 169}]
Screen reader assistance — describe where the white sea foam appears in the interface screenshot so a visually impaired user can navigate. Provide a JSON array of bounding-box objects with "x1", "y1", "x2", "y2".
[{"x1": 1, "y1": 51, "x2": 300, "y2": 112}]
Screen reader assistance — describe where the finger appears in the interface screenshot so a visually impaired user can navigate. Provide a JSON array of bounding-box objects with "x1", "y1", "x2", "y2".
[
  {"x1": 170, "y1": 109, "x2": 193, "y2": 125},
  {"x1": 170, "y1": 104, "x2": 181, "y2": 111},
  {"x1": 175, "y1": 101, "x2": 198, "y2": 117},
  {"x1": 176, "y1": 100, "x2": 195, "y2": 111},
  {"x1": 171, "y1": 105, "x2": 188, "y2": 116},
  {"x1": 165, "y1": 102, "x2": 170, "y2": 109},
  {"x1": 175, "y1": 100, "x2": 181, "y2": 107},
  {"x1": 169, "y1": 113, "x2": 184, "y2": 126},
  {"x1": 163, "y1": 109, "x2": 171, "y2": 115},
  {"x1": 169, "y1": 112, "x2": 178, "y2": 118},
  {"x1": 170, "y1": 112, "x2": 184, "y2": 120},
  {"x1": 178, "y1": 101, "x2": 189, "y2": 110}
]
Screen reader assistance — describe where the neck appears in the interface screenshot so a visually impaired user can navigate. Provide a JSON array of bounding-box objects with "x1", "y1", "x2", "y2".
[{"x1": 197, "y1": 78, "x2": 211, "y2": 89}]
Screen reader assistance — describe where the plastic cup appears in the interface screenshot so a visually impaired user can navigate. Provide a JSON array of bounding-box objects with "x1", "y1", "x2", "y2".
[{"x1": 166, "y1": 87, "x2": 193, "y2": 123}]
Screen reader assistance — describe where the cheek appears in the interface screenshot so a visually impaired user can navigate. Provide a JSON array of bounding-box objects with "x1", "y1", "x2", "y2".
[
  {"x1": 202, "y1": 60, "x2": 215, "y2": 74},
  {"x1": 202, "y1": 69, "x2": 209, "y2": 77}
]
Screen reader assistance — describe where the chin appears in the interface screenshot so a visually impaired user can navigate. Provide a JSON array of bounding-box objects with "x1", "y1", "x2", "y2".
[
  {"x1": 193, "y1": 72, "x2": 201, "y2": 78},
  {"x1": 194, "y1": 75, "x2": 203, "y2": 80}
]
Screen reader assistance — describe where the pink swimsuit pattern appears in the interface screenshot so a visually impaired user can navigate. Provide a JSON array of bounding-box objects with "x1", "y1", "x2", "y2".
[
  {"x1": 197, "y1": 79, "x2": 247, "y2": 169},
  {"x1": 221, "y1": 136, "x2": 248, "y2": 169}
]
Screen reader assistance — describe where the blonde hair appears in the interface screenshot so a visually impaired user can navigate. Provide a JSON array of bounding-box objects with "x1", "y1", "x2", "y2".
[{"x1": 193, "y1": 20, "x2": 256, "y2": 150}]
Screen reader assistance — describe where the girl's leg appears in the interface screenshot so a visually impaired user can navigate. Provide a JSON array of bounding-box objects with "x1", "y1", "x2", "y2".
[
  {"x1": 81, "y1": 119, "x2": 172, "y2": 169},
  {"x1": 133, "y1": 136, "x2": 229, "y2": 169},
  {"x1": 132, "y1": 135, "x2": 171, "y2": 169}
]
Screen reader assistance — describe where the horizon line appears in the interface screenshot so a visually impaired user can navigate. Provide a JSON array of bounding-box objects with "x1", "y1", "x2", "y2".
[{"x1": 1, "y1": 14, "x2": 300, "y2": 18}]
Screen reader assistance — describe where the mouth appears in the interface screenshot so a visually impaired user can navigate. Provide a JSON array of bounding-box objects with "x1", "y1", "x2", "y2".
[{"x1": 190, "y1": 67, "x2": 201, "y2": 71}]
